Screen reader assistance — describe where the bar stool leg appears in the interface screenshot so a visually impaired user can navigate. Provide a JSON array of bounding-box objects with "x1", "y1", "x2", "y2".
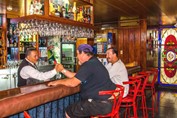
[
  {"x1": 142, "y1": 93, "x2": 148, "y2": 118},
  {"x1": 133, "y1": 103, "x2": 138, "y2": 118},
  {"x1": 152, "y1": 86, "x2": 158, "y2": 117}
]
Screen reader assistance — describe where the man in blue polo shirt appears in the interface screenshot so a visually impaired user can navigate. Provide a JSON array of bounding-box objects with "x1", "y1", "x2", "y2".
[{"x1": 48, "y1": 44, "x2": 116, "y2": 118}]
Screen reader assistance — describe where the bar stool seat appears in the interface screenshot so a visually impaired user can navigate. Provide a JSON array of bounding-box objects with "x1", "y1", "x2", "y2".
[{"x1": 91, "y1": 84, "x2": 124, "y2": 118}]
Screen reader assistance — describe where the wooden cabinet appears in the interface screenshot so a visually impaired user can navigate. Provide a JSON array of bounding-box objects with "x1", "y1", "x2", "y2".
[{"x1": 21, "y1": 0, "x2": 94, "y2": 26}]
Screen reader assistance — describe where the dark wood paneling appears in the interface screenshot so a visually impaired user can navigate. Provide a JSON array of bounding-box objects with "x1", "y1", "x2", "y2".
[
  {"x1": 128, "y1": 28, "x2": 135, "y2": 63},
  {"x1": 134, "y1": 28, "x2": 141, "y2": 64},
  {"x1": 117, "y1": 19, "x2": 147, "y2": 70},
  {"x1": 123, "y1": 29, "x2": 129, "y2": 63},
  {"x1": 118, "y1": 30, "x2": 123, "y2": 59}
]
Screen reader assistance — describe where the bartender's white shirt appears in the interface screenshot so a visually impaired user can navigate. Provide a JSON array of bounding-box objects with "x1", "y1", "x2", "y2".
[
  {"x1": 20, "y1": 59, "x2": 57, "y2": 81},
  {"x1": 105, "y1": 59, "x2": 129, "y2": 97}
]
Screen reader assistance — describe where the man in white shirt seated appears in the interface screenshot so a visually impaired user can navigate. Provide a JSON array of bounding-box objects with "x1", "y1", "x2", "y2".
[{"x1": 105, "y1": 47, "x2": 129, "y2": 97}]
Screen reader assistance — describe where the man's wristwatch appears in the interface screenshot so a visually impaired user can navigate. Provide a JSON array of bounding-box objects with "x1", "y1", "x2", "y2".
[{"x1": 61, "y1": 69, "x2": 67, "y2": 74}]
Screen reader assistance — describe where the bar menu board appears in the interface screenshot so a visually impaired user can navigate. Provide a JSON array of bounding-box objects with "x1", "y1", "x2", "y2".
[{"x1": 95, "y1": 34, "x2": 108, "y2": 54}]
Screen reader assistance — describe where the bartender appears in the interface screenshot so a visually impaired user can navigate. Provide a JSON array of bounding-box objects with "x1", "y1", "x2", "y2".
[{"x1": 17, "y1": 48, "x2": 59, "y2": 87}]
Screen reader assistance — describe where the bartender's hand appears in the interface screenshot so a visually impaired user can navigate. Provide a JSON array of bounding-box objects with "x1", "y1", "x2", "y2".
[
  {"x1": 55, "y1": 64, "x2": 64, "y2": 72},
  {"x1": 48, "y1": 80, "x2": 60, "y2": 86}
]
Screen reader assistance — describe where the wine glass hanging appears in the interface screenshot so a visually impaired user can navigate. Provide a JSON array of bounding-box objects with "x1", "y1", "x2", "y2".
[{"x1": 14, "y1": 19, "x2": 94, "y2": 39}]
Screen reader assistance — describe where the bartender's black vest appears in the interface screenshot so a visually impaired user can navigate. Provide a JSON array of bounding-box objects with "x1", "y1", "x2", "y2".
[{"x1": 17, "y1": 59, "x2": 40, "y2": 87}]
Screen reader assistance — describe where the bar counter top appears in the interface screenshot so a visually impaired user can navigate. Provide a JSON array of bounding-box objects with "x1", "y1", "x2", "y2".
[
  {"x1": 0, "y1": 83, "x2": 80, "y2": 117},
  {"x1": 126, "y1": 65, "x2": 141, "y2": 75}
]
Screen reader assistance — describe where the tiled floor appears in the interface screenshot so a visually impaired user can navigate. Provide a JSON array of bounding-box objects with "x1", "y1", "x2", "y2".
[
  {"x1": 120, "y1": 88, "x2": 177, "y2": 118},
  {"x1": 153, "y1": 89, "x2": 177, "y2": 118},
  {"x1": 141, "y1": 89, "x2": 177, "y2": 118}
]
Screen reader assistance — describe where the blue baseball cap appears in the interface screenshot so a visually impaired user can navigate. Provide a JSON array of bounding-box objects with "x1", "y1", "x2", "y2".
[{"x1": 78, "y1": 44, "x2": 93, "y2": 53}]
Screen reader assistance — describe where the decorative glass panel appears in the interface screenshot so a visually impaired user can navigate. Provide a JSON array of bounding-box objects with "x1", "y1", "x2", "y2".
[{"x1": 160, "y1": 28, "x2": 177, "y2": 84}]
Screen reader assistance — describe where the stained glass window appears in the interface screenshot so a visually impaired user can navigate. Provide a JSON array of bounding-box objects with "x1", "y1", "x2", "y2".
[{"x1": 160, "y1": 28, "x2": 177, "y2": 84}]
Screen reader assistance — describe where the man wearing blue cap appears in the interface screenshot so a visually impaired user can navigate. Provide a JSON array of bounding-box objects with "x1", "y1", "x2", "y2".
[{"x1": 48, "y1": 44, "x2": 116, "y2": 118}]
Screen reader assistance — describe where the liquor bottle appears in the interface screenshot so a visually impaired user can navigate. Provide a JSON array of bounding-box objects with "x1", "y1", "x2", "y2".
[
  {"x1": 65, "y1": 3, "x2": 69, "y2": 18},
  {"x1": 19, "y1": 35, "x2": 23, "y2": 42},
  {"x1": 83, "y1": 7, "x2": 86, "y2": 22},
  {"x1": 33, "y1": 34, "x2": 36, "y2": 42},
  {"x1": 50, "y1": 1, "x2": 55, "y2": 15},
  {"x1": 61, "y1": 6, "x2": 66, "y2": 18},
  {"x1": 80, "y1": 7, "x2": 83, "y2": 22},
  {"x1": 76, "y1": 7, "x2": 80, "y2": 21},
  {"x1": 87, "y1": 7, "x2": 91, "y2": 23},
  {"x1": 28, "y1": 34, "x2": 32, "y2": 42},
  {"x1": 57, "y1": 3, "x2": 62, "y2": 17},
  {"x1": 68, "y1": 4, "x2": 73, "y2": 20},
  {"x1": 29, "y1": 1, "x2": 34, "y2": 15},
  {"x1": 13, "y1": 39, "x2": 17, "y2": 47},
  {"x1": 72, "y1": 2, "x2": 77, "y2": 21},
  {"x1": 25, "y1": 34, "x2": 29, "y2": 42}
]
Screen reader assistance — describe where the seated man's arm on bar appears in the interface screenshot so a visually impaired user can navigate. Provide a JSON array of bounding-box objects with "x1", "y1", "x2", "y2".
[
  {"x1": 48, "y1": 77, "x2": 81, "y2": 87},
  {"x1": 61, "y1": 69, "x2": 76, "y2": 78}
]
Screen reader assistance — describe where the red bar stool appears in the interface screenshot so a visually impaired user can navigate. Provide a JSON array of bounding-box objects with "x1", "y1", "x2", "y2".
[
  {"x1": 120, "y1": 79, "x2": 141, "y2": 118},
  {"x1": 24, "y1": 111, "x2": 31, "y2": 118},
  {"x1": 129, "y1": 74, "x2": 149, "y2": 118},
  {"x1": 143, "y1": 69, "x2": 158, "y2": 118},
  {"x1": 91, "y1": 84, "x2": 124, "y2": 118}
]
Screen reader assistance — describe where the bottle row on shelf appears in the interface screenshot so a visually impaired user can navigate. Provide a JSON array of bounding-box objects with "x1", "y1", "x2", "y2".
[
  {"x1": 50, "y1": 2, "x2": 91, "y2": 23},
  {"x1": 19, "y1": 42, "x2": 37, "y2": 53},
  {"x1": 28, "y1": 0, "x2": 92, "y2": 24}
]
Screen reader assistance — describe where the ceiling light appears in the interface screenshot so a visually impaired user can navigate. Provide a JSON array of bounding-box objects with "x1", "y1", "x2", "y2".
[{"x1": 7, "y1": 5, "x2": 13, "y2": 11}]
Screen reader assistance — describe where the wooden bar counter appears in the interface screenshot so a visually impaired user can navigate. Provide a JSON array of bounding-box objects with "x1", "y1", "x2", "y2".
[
  {"x1": 0, "y1": 83, "x2": 80, "y2": 117},
  {"x1": 0, "y1": 65, "x2": 140, "y2": 117}
]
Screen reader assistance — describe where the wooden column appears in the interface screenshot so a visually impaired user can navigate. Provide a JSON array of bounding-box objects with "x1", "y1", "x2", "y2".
[
  {"x1": 140, "y1": 19, "x2": 147, "y2": 70},
  {"x1": 44, "y1": 0, "x2": 49, "y2": 17}
]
